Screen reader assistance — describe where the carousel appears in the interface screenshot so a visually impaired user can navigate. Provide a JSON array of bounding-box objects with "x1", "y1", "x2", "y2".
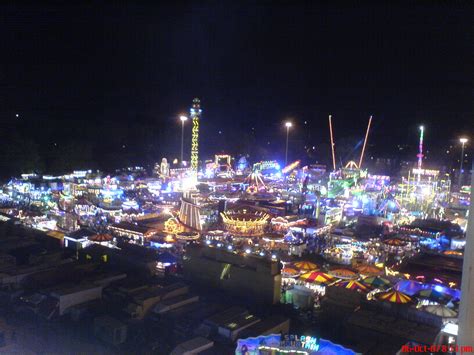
[
  {"x1": 220, "y1": 209, "x2": 270, "y2": 236},
  {"x1": 89, "y1": 233, "x2": 115, "y2": 247},
  {"x1": 176, "y1": 231, "x2": 200, "y2": 241}
]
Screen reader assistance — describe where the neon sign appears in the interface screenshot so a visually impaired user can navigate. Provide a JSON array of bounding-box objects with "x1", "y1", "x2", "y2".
[
  {"x1": 237, "y1": 334, "x2": 354, "y2": 355},
  {"x1": 412, "y1": 168, "x2": 439, "y2": 176},
  {"x1": 280, "y1": 334, "x2": 320, "y2": 351}
]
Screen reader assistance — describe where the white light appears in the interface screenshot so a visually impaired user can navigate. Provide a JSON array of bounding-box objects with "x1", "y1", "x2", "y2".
[
  {"x1": 206, "y1": 240, "x2": 211, "y2": 245},
  {"x1": 285, "y1": 121, "x2": 292, "y2": 128},
  {"x1": 227, "y1": 245, "x2": 233, "y2": 250},
  {"x1": 180, "y1": 115, "x2": 188, "y2": 122},
  {"x1": 419, "y1": 125, "x2": 424, "y2": 131},
  {"x1": 460, "y1": 137, "x2": 468, "y2": 144},
  {"x1": 422, "y1": 186, "x2": 431, "y2": 196},
  {"x1": 259, "y1": 252, "x2": 265, "y2": 256},
  {"x1": 271, "y1": 254, "x2": 277, "y2": 259},
  {"x1": 245, "y1": 249, "x2": 251, "y2": 254}
]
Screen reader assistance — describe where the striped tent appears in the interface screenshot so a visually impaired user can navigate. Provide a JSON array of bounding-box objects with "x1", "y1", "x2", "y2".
[
  {"x1": 89, "y1": 234, "x2": 113, "y2": 242},
  {"x1": 356, "y1": 264, "x2": 383, "y2": 276},
  {"x1": 281, "y1": 267, "x2": 300, "y2": 278},
  {"x1": 299, "y1": 271, "x2": 335, "y2": 285},
  {"x1": 416, "y1": 289, "x2": 452, "y2": 304},
  {"x1": 423, "y1": 305, "x2": 457, "y2": 318},
  {"x1": 362, "y1": 276, "x2": 392, "y2": 289},
  {"x1": 336, "y1": 280, "x2": 371, "y2": 293},
  {"x1": 377, "y1": 290, "x2": 412, "y2": 304},
  {"x1": 291, "y1": 261, "x2": 319, "y2": 272},
  {"x1": 329, "y1": 268, "x2": 358, "y2": 280}
]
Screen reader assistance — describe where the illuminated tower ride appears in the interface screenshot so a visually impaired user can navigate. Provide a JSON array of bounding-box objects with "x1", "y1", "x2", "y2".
[
  {"x1": 329, "y1": 115, "x2": 336, "y2": 172},
  {"x1": 358, "y1": 115, "x2": 372, "y2": 169},
  {"x1": 190, "y1": 98, "x2": 202, "y2": 173},
  {"x1": 416, "y1": 125, "x2": 424, "y2": 181}
]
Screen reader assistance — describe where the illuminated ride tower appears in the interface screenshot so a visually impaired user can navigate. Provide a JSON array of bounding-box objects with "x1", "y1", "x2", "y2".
[
  {"x1": 190, "y1": 98, "x2": 202, "y2": 174},
  {"x1": 416, "y1": 125, "x2": 424, "y2": 182}
]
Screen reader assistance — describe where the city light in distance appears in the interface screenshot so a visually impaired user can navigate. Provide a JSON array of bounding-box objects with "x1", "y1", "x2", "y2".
[
  {"x1": 180, "y1": 115, "x2": 188, "y2": 122},
  {"x1": 459, "y1": 137, "x2": 468, "y2": 144},
  {"x1": 285, "y1": 121, "x2": 292, "y2": 128}
]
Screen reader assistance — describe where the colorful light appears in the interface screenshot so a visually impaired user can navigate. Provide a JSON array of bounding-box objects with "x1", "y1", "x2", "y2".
[
  {"x1": 282, "y1": 160, "x2": 300, "y2": 174},
  {"x1": 417, "y1": 125, "x2": 424, "y2": 181},
  {"x1": 190, "y1": 98, "x2": 201, "y2": 173}
]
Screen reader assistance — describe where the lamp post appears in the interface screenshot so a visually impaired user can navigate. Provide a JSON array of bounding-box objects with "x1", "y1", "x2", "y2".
[
  {"x1": 459, "y1": 137, "x2": 468, "y2": 186},
  {"x1": 285, "y1": 121, "x2": 292, "y2": 167},
  {"x1": 179, "y1": 115, "x2": 188, "y2": 165}
]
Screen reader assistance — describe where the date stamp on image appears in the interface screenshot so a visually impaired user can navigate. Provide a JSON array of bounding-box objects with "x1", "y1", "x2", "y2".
[{"x1": 402, "y1": 344, "x2": 473, "y2": 354}]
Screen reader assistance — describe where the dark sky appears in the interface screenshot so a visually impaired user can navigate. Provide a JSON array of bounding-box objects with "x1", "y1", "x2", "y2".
[{"x1": 0, "y1": 1, "x2": 472, "y2": 173}]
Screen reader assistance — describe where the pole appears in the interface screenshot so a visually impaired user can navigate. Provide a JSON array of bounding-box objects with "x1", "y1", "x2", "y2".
[
  {"x1": 359, "y1": 115, "x2": 372, "y2": 168},
  {"x1": 285, "y1": 126, "x2": 290, "y2": 166},
  {"x1": 329, "y1": 115, "x2": 336, "y2": 171},
  {"x1": 417, "y1": 126, "x2": 424, "y2": 182},
  {"x1": 180, "y1": 120, "x2": 185, "y2": 165},
  {"x1": 458, "y1": 142, "x2": 465, "y2": 187}
]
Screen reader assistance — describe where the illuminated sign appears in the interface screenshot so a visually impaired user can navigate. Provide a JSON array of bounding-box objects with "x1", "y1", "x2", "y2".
[
  {"x1": 235, "y1": 334, "x2": 318, "y2": 354},
  {"x1": 237, "y1": 334, "x2": 355, "y2": 355},
  {"x1": 253, "y1": 160, "x2": 280, "y2": 172},
  {"x1": 73, "y1": 170, "x2": 89, "y2": 178},
  {"x1": 324, "y1": 207, "x2": 342, "y2": 225},
  {"x1": 412, "y1": 168, "x2": 439, "y2": 176},
  {"x1": 280, "y1": 334, "x2": 319, "y2": 351}
]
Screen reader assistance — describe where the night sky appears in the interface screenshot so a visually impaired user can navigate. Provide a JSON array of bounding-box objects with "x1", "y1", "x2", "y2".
[{"x1": 0, "y1": 2, "x2": 472, "y2": 176}]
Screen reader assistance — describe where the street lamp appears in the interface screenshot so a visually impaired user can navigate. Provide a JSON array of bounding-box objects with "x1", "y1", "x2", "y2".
[
  {"x1": 179, "y1": 115, "x2": 188, "y2": 165},
  {"x1": 459, "y1": 137, "x2": 468, "y2": 186},
  {"x1": 284, "y1": 121, "x2": 292, "y2": 166}
]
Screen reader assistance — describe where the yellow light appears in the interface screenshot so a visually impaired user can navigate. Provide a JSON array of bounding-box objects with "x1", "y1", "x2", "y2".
[
  {"x1": 191, "y1": 117, "x2": 199, "y2": 171},
  {"x1": 190, "y1": 98, "x2": 201, "y2": 173}
]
